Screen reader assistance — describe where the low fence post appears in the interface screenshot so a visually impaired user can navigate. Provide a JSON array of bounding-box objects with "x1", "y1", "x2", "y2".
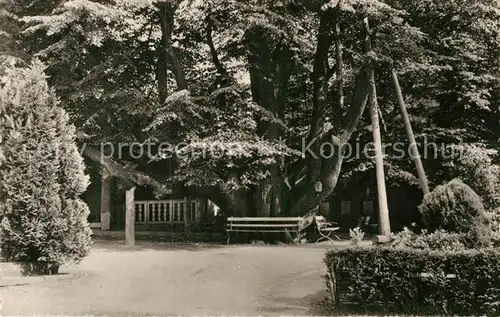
[
  {"x1": 184, "y1": 197, "x2": 192, "y2": 233},
  {"x1": 125, "y1": 187, "x2": 136, "y2": 246}
]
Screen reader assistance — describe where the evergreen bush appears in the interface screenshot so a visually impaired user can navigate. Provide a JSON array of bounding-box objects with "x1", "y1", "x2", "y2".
[
  {"x1": 419, "y1": 178, "x2": 491, "y2": 246},
  {"x1": 0, "y1": 60, "x2": 92, "y2": 275}
]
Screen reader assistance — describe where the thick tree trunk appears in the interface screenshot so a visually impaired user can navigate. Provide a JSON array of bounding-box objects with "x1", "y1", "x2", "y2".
[
  {"x1": 391, "y1": 69, "x2": 430, "y2": 195},
  {"x1": 307, "y1": 13, "x2": 332, "y2": 183},
  {"x1": 364, "y1": 18, "x2": 390, "y2": 236},
  {"x1": 245, "y1": 28, "x2": 292, "y2": 219},
  {"x1": 286, "y1": 12, "x2": 335, "y2": 217},
  {"x1": 319, "y1": 11, "x2": 345, "y2": 216},
  {"x1": 224, "y1": 188, "x2": 250, "y2": 218},
  {"x1": 289, "y1": 8, "x2": 376, "y2": 217},
  {"x1": 289, "y1": 70, "x2": 370, "y2": 216},
  {"x1": 255, "y1": 181, "x2": 272, "y2": 218},
  {"x1": 272, "y1": 46, "x2": 292, "y2": 217},
  {"x1": 247, "y1": 28, "x2": 272, "y2": 219}
]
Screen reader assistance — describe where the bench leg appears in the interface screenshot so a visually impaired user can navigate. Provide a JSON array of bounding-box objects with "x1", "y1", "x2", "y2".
[
  {"x1": 317, "y1": 231, "x2": 337, "y2": 244},
  {"x1": 227, "y1": 232, "x2": 230, "y2": 245}
]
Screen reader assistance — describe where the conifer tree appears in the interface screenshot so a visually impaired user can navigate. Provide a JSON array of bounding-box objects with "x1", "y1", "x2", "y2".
[{"x1": 0, "y1": 60, "x2": 92, "y2": 275}]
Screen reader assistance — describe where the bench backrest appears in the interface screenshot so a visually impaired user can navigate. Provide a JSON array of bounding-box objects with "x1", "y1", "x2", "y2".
[
  {"x1": 227, "y1": 216, "x2": 326, "y2": 225},
  {"x1": 226, "y1": 217, "x2": 302, "y2": 231},
  {"x1": 227, "y1": 217, "x2": 302, "y2": 222},
  {"x1": 226, "y1": 216, "x2": 329, "y2": 233},
  {"x1": 227, "y1": 216, "x2": 326, "y2": 222}
]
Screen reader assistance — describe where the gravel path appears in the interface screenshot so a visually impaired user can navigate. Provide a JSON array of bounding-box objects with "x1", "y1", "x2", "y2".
[{"x1": 1, "y1": 242, "x2": 334, "y2": 315}]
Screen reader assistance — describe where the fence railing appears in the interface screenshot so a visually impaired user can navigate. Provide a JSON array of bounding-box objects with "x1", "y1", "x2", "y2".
[{"x1": 134, "y1": 199, "x2": 200, "y2": 224}]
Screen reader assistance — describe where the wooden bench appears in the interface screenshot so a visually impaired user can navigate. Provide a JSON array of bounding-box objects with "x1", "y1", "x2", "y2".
[
  {"x1": 226, "y1": 217, "x2": 302, "y2": 244},
  {"x1": 226, "y1": 216, "x2": 339, "y2": 244}
]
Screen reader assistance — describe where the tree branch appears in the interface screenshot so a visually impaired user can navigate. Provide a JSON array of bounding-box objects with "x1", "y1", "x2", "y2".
[
  {"x1": 82, "y1": 145, "x2": 170, "y2": 196},
  {"x1": 157, "y1": 2, "x2": 187, "y2": 92},
  {"x1": 205, "y1": 15, "x2": 231, "y2": 86}
]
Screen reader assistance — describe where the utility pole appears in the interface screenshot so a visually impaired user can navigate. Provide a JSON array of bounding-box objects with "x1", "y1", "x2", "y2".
[
  {"x1": 391, "y1": 69, "x2": 430, "y2": 195},
  {"x1": 363, "y1": 17, "x2": 391, "y2": 236}
]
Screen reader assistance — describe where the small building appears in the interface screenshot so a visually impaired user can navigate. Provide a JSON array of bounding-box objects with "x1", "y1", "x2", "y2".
[{"x1": 327, "y1": 169, "x2": 423, "y2": 232}]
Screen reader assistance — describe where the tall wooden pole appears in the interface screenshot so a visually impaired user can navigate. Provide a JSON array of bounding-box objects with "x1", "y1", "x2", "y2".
[
  {"x1": 125, "y1": 186, "x2": 136, "y2": 246},
  {"x1": 391, "y1": 69, "x2": 430, "y2": 195},
  {"x1": 363, "y1": 18, "x2": 391, "y2": 236}
]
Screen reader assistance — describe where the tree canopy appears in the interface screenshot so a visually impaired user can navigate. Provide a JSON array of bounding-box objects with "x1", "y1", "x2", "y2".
[{"x1": 6, "y1": 0, "x2": 499, "y2": 217}]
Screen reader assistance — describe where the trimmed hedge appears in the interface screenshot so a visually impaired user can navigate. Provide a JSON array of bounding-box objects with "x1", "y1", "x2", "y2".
[
  {"x1": 390, "y1": 228, "x2": 468, "y2": 251},
  {"x1": 324, "y1": 247, "x2": 500, "y2": 315},
  {"x1": 490, "y1": 207, "x2": 500, "y2": 247}
]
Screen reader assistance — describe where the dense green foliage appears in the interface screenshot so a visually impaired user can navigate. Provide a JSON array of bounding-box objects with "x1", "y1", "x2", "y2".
[
  {"x1": 491, "y1": 207, "x2": 500, "y2": 247},
  {"x1": 0, "y1": 61, "x2": 92, "y2": 272},
  {"x1": 444, "y1": 144, "x2": 500, "y2": 211},
  {"x1": 324, "y1": 247, "x2": 500, "y2": 315}
]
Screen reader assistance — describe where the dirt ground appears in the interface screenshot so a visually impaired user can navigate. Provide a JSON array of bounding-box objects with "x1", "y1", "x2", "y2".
[{"x1": 0, "y1": 241, "x2": 345, "y2": 315}]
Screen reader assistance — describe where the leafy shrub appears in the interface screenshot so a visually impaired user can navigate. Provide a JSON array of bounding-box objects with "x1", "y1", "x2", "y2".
[
  {"x1": 0, "y1": 61, "x2": 92, "y2": 274},
  {"x1": 391, "y1": 227, "x2": 467, "y2": 251},
  {"x1": 349, "y1": 227, "x2": 364, "y2": 246},
  {"x1": 324, "y1": 247, "x2": 500, "y2": 315},
  {"x1": 419, "y1": 179, "x2": 491, "y2": 246}
]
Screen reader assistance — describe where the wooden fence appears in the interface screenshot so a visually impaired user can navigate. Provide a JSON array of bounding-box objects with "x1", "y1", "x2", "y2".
[{"x1": 134, "y1": 199, "x2": 200, "y2": 224}]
